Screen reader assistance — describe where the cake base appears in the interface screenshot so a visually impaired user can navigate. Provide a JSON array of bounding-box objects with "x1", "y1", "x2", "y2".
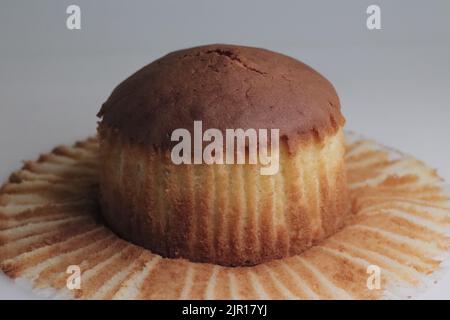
[{"x1": 0, "y1": 132, "x2": 449, "y2": 299}]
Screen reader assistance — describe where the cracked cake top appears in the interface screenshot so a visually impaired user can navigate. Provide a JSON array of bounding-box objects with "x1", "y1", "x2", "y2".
[{"x1": 97, "y1": 44, "x2": 344, "y2": 150}]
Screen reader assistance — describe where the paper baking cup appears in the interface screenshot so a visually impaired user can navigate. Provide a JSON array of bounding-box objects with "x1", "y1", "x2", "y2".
[{"x1": 1, "y1": 132, "x2": 449, "y2": 299}]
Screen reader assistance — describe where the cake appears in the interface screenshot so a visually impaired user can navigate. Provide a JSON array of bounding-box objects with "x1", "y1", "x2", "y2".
[{"x1": 97, "y1": 44, "x2": 349, "y2": 266}]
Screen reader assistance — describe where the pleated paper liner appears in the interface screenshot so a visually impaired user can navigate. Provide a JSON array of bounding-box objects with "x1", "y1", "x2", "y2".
[{"x1": 0, "y1": 132, "x2": 449, "y2": 299}]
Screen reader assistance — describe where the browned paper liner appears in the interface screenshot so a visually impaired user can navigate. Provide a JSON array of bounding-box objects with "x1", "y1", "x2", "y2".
[{"x1": 0, "y1": 132, "x2": 449, "y2": 299}]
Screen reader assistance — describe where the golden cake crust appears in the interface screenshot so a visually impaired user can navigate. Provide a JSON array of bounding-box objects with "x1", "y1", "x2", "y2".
[{"x1": 97, "y1": 44, "x2": 345, "y2": 151}]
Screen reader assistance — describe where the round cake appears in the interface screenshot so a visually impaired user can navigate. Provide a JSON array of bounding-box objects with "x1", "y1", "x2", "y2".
[{"x1": 97, "y1": 44, "x2": 349, "y2": 266}]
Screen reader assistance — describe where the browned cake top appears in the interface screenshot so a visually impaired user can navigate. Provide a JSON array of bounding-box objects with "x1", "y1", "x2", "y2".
[{"x1": 97, "y1": 44, "x2": 345, "y2": 149}]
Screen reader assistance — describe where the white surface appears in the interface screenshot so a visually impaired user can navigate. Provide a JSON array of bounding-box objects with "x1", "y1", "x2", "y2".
[{"x1": 0, "y1": 0, "x2": 449, "y2": 299}]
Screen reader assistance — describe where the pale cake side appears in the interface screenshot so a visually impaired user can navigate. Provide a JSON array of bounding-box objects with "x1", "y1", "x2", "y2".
[{"x1": 98, "y1": 126, "x2": 349, "y2": 266}]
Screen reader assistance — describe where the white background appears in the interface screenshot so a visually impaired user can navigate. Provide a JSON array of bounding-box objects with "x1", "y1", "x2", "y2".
[{"x1": 0, "y1": 0, "x2": 449, "y2": 299}]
